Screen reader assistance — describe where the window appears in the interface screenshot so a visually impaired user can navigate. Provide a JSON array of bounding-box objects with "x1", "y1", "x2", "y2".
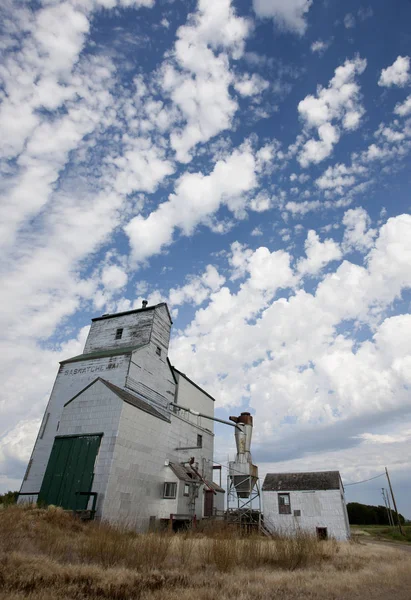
[
  {"x1": 163, "y1": 482, "x2": 177, "y2": 498},
  {"x1": 278, "y1": 493, "x2": 291, "y2": 514},
  {"x1": 156, "y1": 346, "x2": 162, "y2": 356},
  {"x1": 197, "y1": 434, "x2": 202, "y2": 448},
  {"x1": 316, "y1": 527, "x2": 328, "y2": 540},
  {"x1": 184, "y1": 483, "x2": 190, "y2": 496},
  {"x1": 115, "y1": 328, "x2": 123, "y2": 340}
]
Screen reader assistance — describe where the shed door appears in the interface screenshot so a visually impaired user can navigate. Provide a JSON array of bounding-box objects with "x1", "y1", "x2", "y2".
[
  {"x1": 204, "y1": 490, "x2": 214, "y2": 517},
  {"x1": 38, "y1": 435, "x2": 101, "y2": 510}
]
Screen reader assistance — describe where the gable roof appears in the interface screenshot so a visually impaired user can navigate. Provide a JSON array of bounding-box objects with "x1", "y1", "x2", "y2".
[
  {"x1": 60, "y1": 344, "x2": 145, "y2": 365},
  {"x1": 64, "y1": 377, "x2": 170, "y2": 423},
  {"x1": 91, "y1": 302, "x2": 172, "y2": 324},
  {"x1": 262, "y1": 471, "x2": 341, "y2": 492},
  {"x1": 172, "y1": 366, "x2": 215, "y2": 402}
]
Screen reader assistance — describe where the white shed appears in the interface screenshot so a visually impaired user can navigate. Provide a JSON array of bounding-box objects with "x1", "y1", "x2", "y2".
[{"x1": 262, "y1": 471, "x2": 350, "y2": 541}]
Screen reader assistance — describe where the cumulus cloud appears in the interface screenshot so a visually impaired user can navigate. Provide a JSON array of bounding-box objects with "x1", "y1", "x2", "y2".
[
  {"x1": 297, "y1": 56, "x2": 367, "y2": 166},
  {"x1": 316, "y1": 163, "x2": 366, "y2": 194},
  {"x1": 125, "y1": 143, "x2": 258, "y2": 263},
  {"x1": 343, "y1": 13, "x2": 356, "y2": 29},
  {"x1": 297, "y1": 230, "x2": 342, "y2": 276},
  {"x1": 394, "y1": 95, "x2": 411, "y2": 117},
  {"x1": 101, "y1": 265, "x2": 128, "y2": 291},
  {"x1": 253, "y1": 0, "x2": 313, "y2": 35},
  {"x1": 160, "y1": 0, "x2": 251, "y2": 162},
  {"x1": 378, "y1": 56, "x2": 410, "y2": 88},
  {"x1": 170, "y1": 215, "x2": 411, "y2": 472},
  {"x1": 342, "y1": 207, "x2": 376, "y2": 253},
  {"x1": 234, "y1": 73, "x2": 270, "y2": 97},
  {"x1": 310, "y1": 40, "x2": 330, "y2": 55}
]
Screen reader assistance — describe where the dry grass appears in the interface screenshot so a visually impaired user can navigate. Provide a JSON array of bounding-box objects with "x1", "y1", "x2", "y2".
[{"x1": 0, "y1": 505, "x2": 410, "y2": 600}]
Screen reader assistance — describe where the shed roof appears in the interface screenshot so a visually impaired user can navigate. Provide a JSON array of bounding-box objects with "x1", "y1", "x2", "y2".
[
  {"x1": 168, "y1": 462, "x2": 200, "y2": 482},
  {"x1": 262, "y1": 471, "x2": 341, "y2": 492},
  {"x1": 205, "y1": 479, "x2": 225, "y2": 494},
  {"x1": 101, "y1": 379, "x2": 170, "y2": 423},
  {"x1": 64, "y1": 377, "x2": 170, "y2": 423},
  {"x1": 60, "y1": 344, "x2": 145, "y2": 365},
  {"x1": 168, "y1": 463, "x2": 225, "y2": 493}
]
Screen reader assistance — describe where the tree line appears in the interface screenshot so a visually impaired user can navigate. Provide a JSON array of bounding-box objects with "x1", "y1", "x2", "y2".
[{"x1": 347, "y1": 502, "x2": 405, "y2": 525}]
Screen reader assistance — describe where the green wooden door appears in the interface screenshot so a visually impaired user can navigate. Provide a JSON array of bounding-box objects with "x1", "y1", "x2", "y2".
[{"x1": 38, "y1": 435, "x2": 102, "y2": 509}]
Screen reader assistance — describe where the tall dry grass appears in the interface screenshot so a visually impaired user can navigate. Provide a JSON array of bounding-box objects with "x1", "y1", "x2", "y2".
[{"x1": 0, "y1": 505, "x2": 410, "y2": 600}]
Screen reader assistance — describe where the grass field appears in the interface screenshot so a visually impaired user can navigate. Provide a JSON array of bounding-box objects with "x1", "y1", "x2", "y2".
[
  {"x1": 351, "y1": 524, "x2": 411, "y2": 543},
  {"x1": 1, "y1": 505, "x2": 411, "y2": 600}
]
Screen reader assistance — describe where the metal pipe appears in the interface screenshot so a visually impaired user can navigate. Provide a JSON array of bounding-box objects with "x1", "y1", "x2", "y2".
[{"x1": 169, "y1": 402, "x2": 241, "y2": 430}]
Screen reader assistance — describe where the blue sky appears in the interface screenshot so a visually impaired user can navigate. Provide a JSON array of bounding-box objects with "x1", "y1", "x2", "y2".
[{"x1": 1, "y1": 0, "x2": 411, "y2": 517}]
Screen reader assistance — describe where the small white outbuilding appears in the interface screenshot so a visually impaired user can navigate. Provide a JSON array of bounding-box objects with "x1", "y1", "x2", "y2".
[{"x1": 262, "y1": 471, "x2": 350, "y2": 541}]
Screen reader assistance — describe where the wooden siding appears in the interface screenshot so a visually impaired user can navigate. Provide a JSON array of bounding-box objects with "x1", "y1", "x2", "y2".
[{"x1": 84, "y1": 312, "x2": 154, "y2": 354}]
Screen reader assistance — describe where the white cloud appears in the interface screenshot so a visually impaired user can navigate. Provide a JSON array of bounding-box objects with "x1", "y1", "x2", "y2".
[
  {"x1": 101, "y1": 264, "x2": 128, "y2": 291},
  {"x1": 169, "y1": 214, "x2": 411, "y2": 474},
  {"x1": 310, "y1": 40, "x2": 330, "y2": 55},
  {"x1": 234, "y1": 73, "x2": 269, "y2": 97},
  {"x1": 378, "y1": 56, "x2": 410, "y2": 88},
  {"x1": 357, "y1": 6, "x2": 373, "y2": 21},
  {"x1": 253, "y1": 0, "x2": 313, "y2": 35},
  {"x1": 167, "y1": 265, "x2": 226, "y2": 307},
  {"x1": 298, "y1": 122, "x2": 340, "y2": 167},
  {"x1": 316, "y1": 162, "x2": 366, "y2": 194},
  {"x1": 297, "y1": 230, "x2": 342, "y2": 276},
  {"x1": 161, "y1": 0, "x2": 251, "y2": 162},
  {"x1": 285, "y1": 199, "x2": 321, "y2": 214},
  {"x1": 249, "y1": 192, "x2": 273, "y2": 212},
  {"x1": 342, "y1": 207, "x2": 376, "y2": 253},
  {"x1": 251, "y1": 226, "x2": 263, "y2": 236},
  {"x1": 394, "y1": 95, "x2": 411, "y2": 117},
  {"x1": 125, "y1": 143, "x2": 258, "y2": 263},
  {"x1": 343, "y1": 13, "x2": 356, "y2": 29},
  {"x1": 297, "y1": 57, "x2": 367, "y2": 166}
]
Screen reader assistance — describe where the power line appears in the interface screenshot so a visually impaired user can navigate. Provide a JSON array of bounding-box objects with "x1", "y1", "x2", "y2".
[{"x1": 344, "y1": 472, "x2": 385, "y2": 486}]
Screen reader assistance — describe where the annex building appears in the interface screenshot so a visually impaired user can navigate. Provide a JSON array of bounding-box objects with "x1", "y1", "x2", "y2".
[
  {"x1": 262, "y1": 471, "x2": 350, "y2": 541},
  {"x1": 19, "y1": 302, "x2": 224, "y2": 531}
]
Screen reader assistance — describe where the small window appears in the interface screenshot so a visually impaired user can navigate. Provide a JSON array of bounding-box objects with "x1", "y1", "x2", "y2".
[
  {"x1": 156, "y1": 346, "x2": 162, "y2": 356},
  {"x1": 163, "y1": 482, "x2": 177, "y2": 498},
  {"x1": 184, "y1": 483, "x2": 190, "y2": 496},
  {"x1": 316, "y1": 527, "x2": 328, "y2": 540},
  {"x1": 197, "y1": 434, "x2": 202, "y2": 448},
  {"x1": 115, "y1": 328, "x2": 123, "y2": 340},
  {"x1": 278, "y1": 493, "x2": 291, "y2": 514},
  {"x1": 293, "y1": 509, "x2": 301, "y2": 517}
]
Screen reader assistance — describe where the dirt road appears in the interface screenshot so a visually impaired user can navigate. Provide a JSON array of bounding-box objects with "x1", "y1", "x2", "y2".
[{"x1": 364, "y1": 537, "x2": 411, "y2": 554}]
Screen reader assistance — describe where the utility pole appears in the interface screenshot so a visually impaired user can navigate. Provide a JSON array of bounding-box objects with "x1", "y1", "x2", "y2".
[
  {"x1": 381, "y1": 488, "x2": 393, "y2": 526},
  {"x1": 385, "y1": 467, "x2": 404, "y2": 536},
  {"x1": 385, "y1": 488, "x2": 395, "y2": 527}
]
